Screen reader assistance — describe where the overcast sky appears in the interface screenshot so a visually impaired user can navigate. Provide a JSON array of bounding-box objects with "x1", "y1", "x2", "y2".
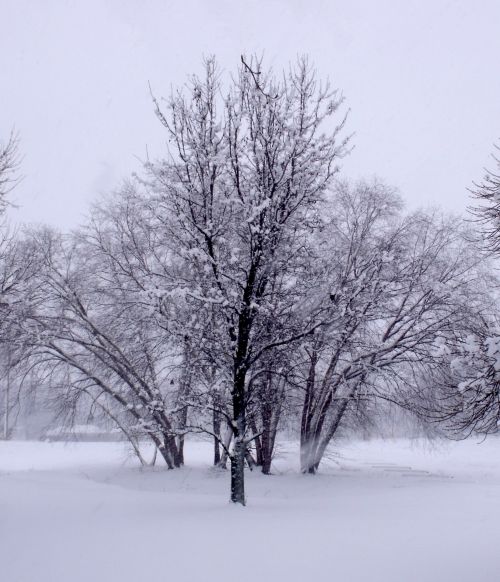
[{"x1": 2, "y1": 0, "x2": 500, "y2": 228}]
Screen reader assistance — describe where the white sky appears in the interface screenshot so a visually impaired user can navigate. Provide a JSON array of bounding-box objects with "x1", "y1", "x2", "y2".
[{"x1": 2, "y1": 0, "x2": 500, "y2": 228}]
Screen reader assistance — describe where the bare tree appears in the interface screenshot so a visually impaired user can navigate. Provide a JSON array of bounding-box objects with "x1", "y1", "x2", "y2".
[
  {"x1": 295, "y1": 180, "x2": 491, "y2": 473},
  {"x1": 415, "y1": 320, "x2": 500, "y2": 437},
  {"x1": 0, "y1": 131, "x2": 21, "y2": 213},
  {"x1": 0, "y1": 131, "x2": 22, "y2": 437},
  {"x1": 470, "y1": 143, "x2": 500, "y2": 252},
  {"x1": 0, "y1": 226, "x2": 39, "y2": 439},
  {"x1": 420, "y1": 145, "x2": 500, "y2": 437},
  {"x1": 147, "y1": 56, "x2": 349, "y2": 503},
  {"x1": 16, "y1": 227, "x2": 185, "y2": 467}
]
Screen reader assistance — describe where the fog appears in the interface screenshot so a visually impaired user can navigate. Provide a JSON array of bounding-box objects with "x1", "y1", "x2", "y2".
[{"x1": 3, "y1": 0, "x2": 500, "y2": 228}]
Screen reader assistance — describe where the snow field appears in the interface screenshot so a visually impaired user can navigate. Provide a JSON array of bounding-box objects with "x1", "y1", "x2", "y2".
[{"x1": 1, "y1": 438, "x2": 499, "y2": 582}]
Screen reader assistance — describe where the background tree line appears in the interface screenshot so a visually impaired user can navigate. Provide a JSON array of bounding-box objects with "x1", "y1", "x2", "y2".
[{"x1": 1, "y1": 57, "x2": 500, "y2": 505}]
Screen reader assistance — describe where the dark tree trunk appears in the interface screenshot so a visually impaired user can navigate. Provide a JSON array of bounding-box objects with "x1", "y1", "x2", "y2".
[
  {"x1": 230, "y1": 367, "x2": 247, "y2": 505},
  {"x1": 159, "y1": 433, "x2": 182, "y2": 469},
  {"x1": 249, "y1": 418, "x2": 263, "y2": 467},
  {"x1": 176, "y1": 437, "x2": 185, "y2": 466},
  {"x1": 158, "y1": 444, "x2": 175, "y2": 469},
  {"x1": 261, "y1": 451, "x2": 272, "y2": 475},
  {"x1": 250, "y1": 372, "x2": 284, "y2": 475},
  {"x1": 230, "y1": 438, "x2": 246, "y2": 504},
  {"x1": 300, "y1": 350, "x2": 318, "y2": 473},
  {"x1": 260, "y1": 402, "x2": 273, "y2": 475},
  {"x1": 213, "y1": 408, "x2": 221, "y2": 466},
  {"x1": 176, "y1": 405, "x2": 188, "y2": 466},
  {"x1": 229, "y1": 254, "x2": 262, "y2": 503}
]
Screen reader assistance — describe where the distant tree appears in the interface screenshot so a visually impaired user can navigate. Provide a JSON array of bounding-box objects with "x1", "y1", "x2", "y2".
[
  {"x1": 470, "y1": 144, "x2": 500, "y2": 252},
  {"x1": 0, "y1": 130, "x2": 29, "y2": 439},
  {"x1": 0, "y1": 131, "x2": 20, "y2": 214}
]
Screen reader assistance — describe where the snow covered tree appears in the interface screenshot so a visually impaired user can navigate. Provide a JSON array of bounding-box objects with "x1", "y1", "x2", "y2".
[
  {"x1": 16, "y1": 227, "x2": 186, "y2": 467},
  {"x1": 147, "y1": 56, "x2": 349, "y2": 503},
  {"x1": 419, "y1": 325, "x2": 500, "y2": 436},
  {"x1": 295, "y1": 180, "x2": 490, "y2": 473},
  {"x1": 421, "y1": 147, "x2": 500, "y2": 437}
]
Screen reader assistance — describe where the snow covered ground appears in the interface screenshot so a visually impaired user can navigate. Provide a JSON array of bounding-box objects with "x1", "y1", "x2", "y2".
[{"x1": 1, "y1": 437, "x2": 499, "y2": 582}]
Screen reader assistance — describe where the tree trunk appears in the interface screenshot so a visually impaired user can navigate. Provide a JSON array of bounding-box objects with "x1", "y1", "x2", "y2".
[
  {"x1": 158, "y1": 444, "x2": 175, "y2": 469},
  {"x1": 300, "y1": 381, "x2": 359, "y2": 473},
  {"x1": 159, "y1": 433, "x2": 182, "y2": 469},
  {"x1": 249, "y1": 418, "x2": 263, "y2": 466},
  {"x1": 177, "y1": 435, "x2": 185, "y2": 465},
  {"x1": 300, "y1": 437, "x2": 319, "y2": 473},
  {"x1": 312, "y1": 396, "x2": 353, "y2": 471},
  {"x1": 261, "y1": 451, "x2": 272, "y2": 475},
  {"x1": 300, "y1": 352, "x2": 319, "y2": 473},
  {"x1": 176, "y1": 404, "x2": 188, "y2": 465},
  {"x1": 260, "y1": 407, "x2": 273, "y2": 475},
  {"x1": 3, "y1": 350, "x2": 10, "y2": 440},
  {"x1": 245, "y1": 447, "x2": 257, "y2": 470},
  {"x1": 230, "y1": 369, "x2": 246, "y2": 505},
  {"x1": 218, "y1": 423, "x2": 233, "y2": 469},
  {"x1": 213, "y1": 408, "x2": 221, "y2": 466},
  {"x1": 230, "y1": 437, "x2": 246, "y2": 504}
]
